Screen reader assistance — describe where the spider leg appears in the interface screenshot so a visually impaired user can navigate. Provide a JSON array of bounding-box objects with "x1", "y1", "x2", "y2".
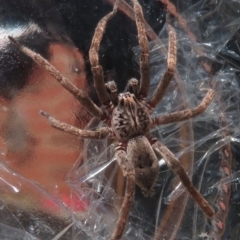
[
  {"x1": 131, "y1": 0, "x2": 150, "y2": 100},
  {"x1": 148, "y1": 23, "x2": 177, "y2": 109},
  {"x1": 40, "y1": 111, "x2": 110, "y2": 139},
  {"x1": 152, "y1": 140, "x2": 215, "y2": 218},
  {"x1": 8, "y1": 37, "x2": 104, "y2": 120},
  {"x1": 151, "y1": 89, "x2": 215, "y2": 128},
  {"x1": 89, "y1": 1, "x2": 119, "y2": 106},
  {"x1": 110, "y1": 145, "x2": 135, "y2": 240}
]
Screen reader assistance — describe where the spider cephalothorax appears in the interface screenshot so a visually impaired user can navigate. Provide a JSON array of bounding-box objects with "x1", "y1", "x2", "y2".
[
  {"x1": 112, "y1": 92, "x2": 151, "y2": 140},
  {"x1": 8, "y1": 0, "x2": 216, "y2": 239}
]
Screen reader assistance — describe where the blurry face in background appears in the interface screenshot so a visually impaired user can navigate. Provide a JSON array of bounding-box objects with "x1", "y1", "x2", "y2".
[{"x1": 0, "y1": 43, "x2": 91, "y2": 206}]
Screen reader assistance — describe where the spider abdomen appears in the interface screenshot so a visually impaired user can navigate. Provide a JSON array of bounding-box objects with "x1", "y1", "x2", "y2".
[
  {"x1": 127, "y1": 136, "x2": 159, "y2": 197},
  {"x1": 111, "y1": 92, "x2": 151, "y2": 141}
]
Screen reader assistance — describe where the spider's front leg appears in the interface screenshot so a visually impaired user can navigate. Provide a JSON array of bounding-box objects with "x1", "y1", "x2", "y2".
[
  {"x1": 152, "y1": 140, "x2": 215, "y2": 219},
  {"x1": 148, "y1": 22, "x2": 177, "y2": 109},
  {"x1": 8, "y1": 36, "x2": 104, "y2": 119},
  {"x1": 131, "y1": 0, "x2": 150, "y2": 99},
  {"x1": 110, "y1": 145, "x2": 135, "y2": 240},
  {"x1": 89, "y1": 1, "x2": 119, "y2": 106}
]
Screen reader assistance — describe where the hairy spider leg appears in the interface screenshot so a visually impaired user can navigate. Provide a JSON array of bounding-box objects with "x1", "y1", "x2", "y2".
[
  {"x1": 151, "y1": 89, "x2": 215, "y2": 127},
  {"x1": 8, "y1": 36, "x2": 104, "y2": 120},
  {"x1": 152, "y1": 140, "x2": 215, "y2": 219},
  {"x1": 131, "y1": 0, "x2": 150, "y2": 100},
  {"x1": 111, "y1": 145, "x2": 135, "y2": 240},
  {"x1": 89, "y1": 0, "x2": 119, "y2": 106},
  {"x1": 148, "y1": 23, "x2": 177, "y2": 109}
]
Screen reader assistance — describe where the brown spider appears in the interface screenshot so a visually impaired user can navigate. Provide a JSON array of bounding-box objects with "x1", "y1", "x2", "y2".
[{"x1": 8, "y1": 0, "x2": 216, "y2": 239}]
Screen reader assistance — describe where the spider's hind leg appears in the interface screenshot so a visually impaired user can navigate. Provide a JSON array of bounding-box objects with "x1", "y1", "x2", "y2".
[
  {"x1": 110, "y1": 146, "x2": 135, "y2": 240},
  {"x1": 152, "y1": 140, "x2": 215, "y2": 219},
  {"x1": 8, "y1": 36, "x2": 104, "y2": 119}
]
